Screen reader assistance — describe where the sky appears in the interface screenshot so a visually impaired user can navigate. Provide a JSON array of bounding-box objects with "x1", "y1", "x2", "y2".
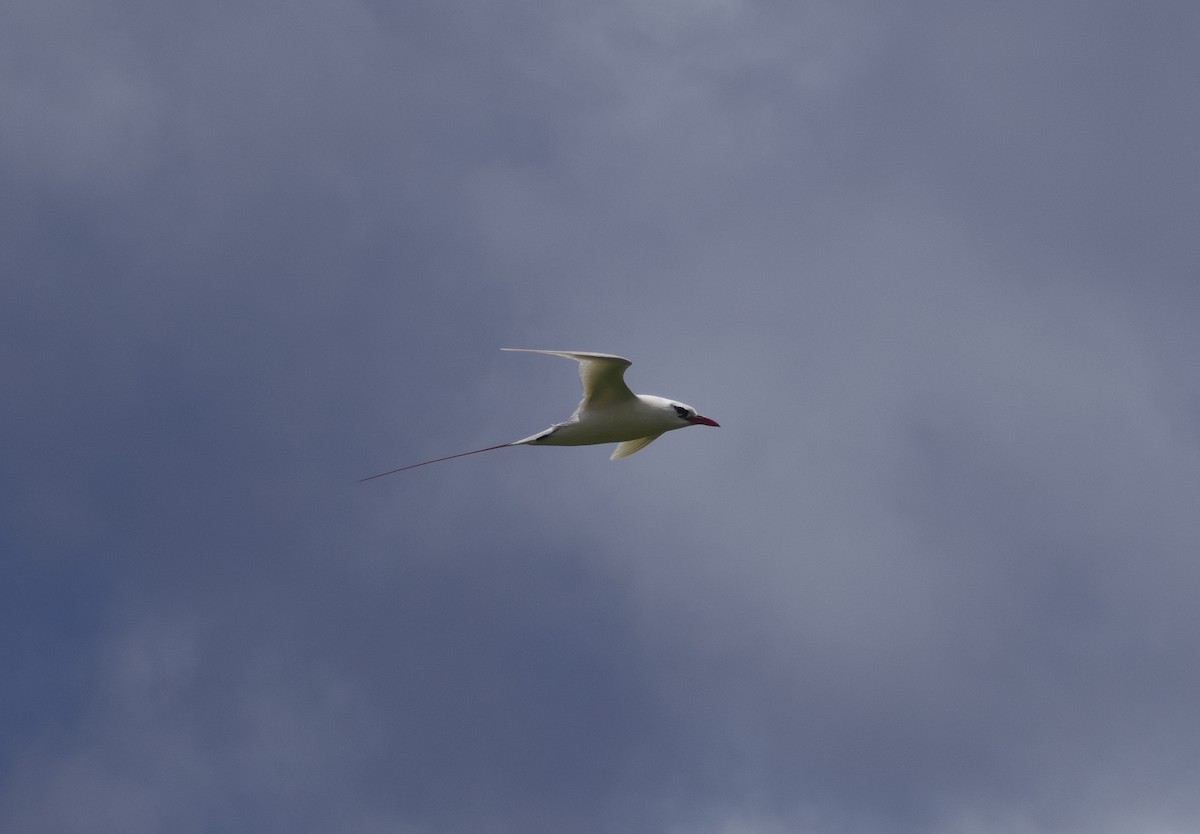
[{"x1": 3, "y1": 1, "x2": 1200, "y2": 832}]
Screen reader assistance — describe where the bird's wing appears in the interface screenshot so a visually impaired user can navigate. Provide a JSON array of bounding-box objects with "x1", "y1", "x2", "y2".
[
  {"x1": 501, "y1": 349, "x2": 636, "y2": 407},
  {"x1": 610, "y1": 433, "x2": 663, "y2": 460}
]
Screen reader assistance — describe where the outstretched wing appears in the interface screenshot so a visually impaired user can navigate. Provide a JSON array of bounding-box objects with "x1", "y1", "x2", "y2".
[
  {"x1": 610, "y1": 434, "x2": 662, "y2": 460},
  {"x1": 501, "y1": 349, "x2": 636, "y2": 407}
]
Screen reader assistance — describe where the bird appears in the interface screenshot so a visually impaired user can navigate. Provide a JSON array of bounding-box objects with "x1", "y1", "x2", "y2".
[{"x1": 359, "y1": 349, "x2": 719, "y2": 481}]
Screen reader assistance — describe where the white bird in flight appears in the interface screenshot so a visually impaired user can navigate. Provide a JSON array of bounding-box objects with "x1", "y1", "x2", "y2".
[{"x1": 360, "y1": 349, "x2": 719, "y2": 481}]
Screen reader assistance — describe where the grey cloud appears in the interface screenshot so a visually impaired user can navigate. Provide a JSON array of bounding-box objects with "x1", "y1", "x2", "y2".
[{"x1": 3, "y1": 1, "x2": 1199, "y2": 833}]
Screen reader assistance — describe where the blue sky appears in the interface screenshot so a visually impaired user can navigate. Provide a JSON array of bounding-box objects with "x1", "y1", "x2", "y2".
[{"x1": 3, "y1": 1, "x2": 1200, "y2": 832}]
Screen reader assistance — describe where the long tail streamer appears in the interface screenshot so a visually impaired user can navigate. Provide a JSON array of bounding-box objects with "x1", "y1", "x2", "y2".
[{"x1": 357, "y1": 443, "x2": 515, "y2": 482}]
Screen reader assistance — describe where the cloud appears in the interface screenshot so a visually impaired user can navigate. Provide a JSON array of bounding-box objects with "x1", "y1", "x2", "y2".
[{"x1": 3, "y1": 1, "x2": 1199, "y2": 833}]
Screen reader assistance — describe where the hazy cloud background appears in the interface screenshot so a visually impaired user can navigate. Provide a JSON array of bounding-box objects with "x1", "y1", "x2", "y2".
[{"x1": 3, "y1": 1, "x2": 1199, "y2": 832}]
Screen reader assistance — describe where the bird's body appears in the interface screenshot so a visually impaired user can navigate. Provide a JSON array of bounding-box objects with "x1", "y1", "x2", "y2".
[
  {"x1": 359, "y1": 349, "x2": 718, "y2": 480},
  {"x1": 514, "y1": 394, "x2": 700, "y2": 451}
]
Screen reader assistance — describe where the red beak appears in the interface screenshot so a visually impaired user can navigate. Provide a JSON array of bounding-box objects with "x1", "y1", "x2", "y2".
[{"x1": 687, "y1": 415, "x2": 720, "y2": 427}]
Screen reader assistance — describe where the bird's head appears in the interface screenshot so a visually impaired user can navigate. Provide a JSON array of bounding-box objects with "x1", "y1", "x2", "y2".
[{"x1": 669, "y1": 402, "x2": 720, "y2": 428}]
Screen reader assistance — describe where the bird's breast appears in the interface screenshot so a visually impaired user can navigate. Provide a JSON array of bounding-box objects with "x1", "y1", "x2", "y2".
[{"x1": 537, "y1": 399, "x2": 676, "y2": 446}]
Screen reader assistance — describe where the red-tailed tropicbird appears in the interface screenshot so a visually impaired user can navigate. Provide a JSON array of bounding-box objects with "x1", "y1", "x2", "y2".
[{"x1": 359, "y1": 349, "x2": 719, "y2": 481}]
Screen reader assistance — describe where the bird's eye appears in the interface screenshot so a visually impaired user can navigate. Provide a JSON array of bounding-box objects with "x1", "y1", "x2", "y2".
[{"x1": 673, "y1": 405, "x2": 689, "y2": 419}]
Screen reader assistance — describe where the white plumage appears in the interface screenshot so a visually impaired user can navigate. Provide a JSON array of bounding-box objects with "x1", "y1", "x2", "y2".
[{"x1": 359, "y1": 349, "x2": 719, "y2": 480}]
